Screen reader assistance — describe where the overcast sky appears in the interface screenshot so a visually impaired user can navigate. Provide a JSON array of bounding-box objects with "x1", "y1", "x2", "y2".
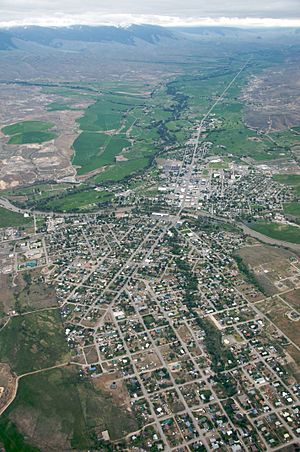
[{"x1": 0, "y1": 0, "x2": 300, "y2": 28}]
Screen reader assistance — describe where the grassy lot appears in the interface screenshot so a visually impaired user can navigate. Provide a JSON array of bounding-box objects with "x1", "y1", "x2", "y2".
[
  {"x1": 94, "y1": 158, "x2": 149, "y2": 183},
  {"x1": 273, "y1": 174, "x2": 300, "y2": 195},
  {"x1": 0, "y1": 309, "x2": 70, "y2": 375},
  {"x1": 2, "y1": 184, "x2": 72, "y2": 209},
  {"x1": 283, "y1": 202, "x2": 300, "y2": 217},
  {"x1": 2, "y1": 120, "x2": 56, "y2": 145},
  {"x1": 0, "y1": 270, "x2": 57, "y2": 316},
  {"x1": 250, "y1": 221, "x2": 300, "y2": 244},
  {"x1": 42, "y1": 189, "x2": 113, "y2": 212},
  {"x1": 0, "y1": 207, "x2": 31, "y2": 229},
  {"x1": 0, "y1": 417, "x2": 39, "y2": 452},
  {"x1": 3, "y1": 366, "x2": 138, "y2": 450}
]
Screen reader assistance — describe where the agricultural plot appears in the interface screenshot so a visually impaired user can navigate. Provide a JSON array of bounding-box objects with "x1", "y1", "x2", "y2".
[
  {"x1": 47, "y1": 101, "x2": 77, "y2": 111},
  {"x1": 93, "y1": 158, "x2": 149, "y2": 183},
  {"x1": 2, "y1": 120, "x2": 56, "y2": 144},
  {"x1": 71, "y1": 86, "x2": 177, "y2": 181},
  {"x1": 73, "y1": 132, "x2": 131, "y2": 175},
  {"x1": 77, "y1": 93, "x2": 145, "y2": 132}
]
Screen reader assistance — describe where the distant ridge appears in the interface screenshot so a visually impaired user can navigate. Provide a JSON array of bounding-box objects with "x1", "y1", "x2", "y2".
[
  {"x1": 0, "y1": 31, "x2": 16, "y2": 50},
  {"x1": 0, "y1": 24, "x2": 174, "y2": 49}
]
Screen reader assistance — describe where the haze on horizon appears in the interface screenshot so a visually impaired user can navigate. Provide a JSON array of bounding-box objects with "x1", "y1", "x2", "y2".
[{"x1": 0, "y1": 0, "x2": 300, "y2": 28}]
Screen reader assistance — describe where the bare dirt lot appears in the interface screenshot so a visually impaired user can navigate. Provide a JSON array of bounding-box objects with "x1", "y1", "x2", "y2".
[
  {"x1": 0, "y1": 269, "x2": 57, "y2": 315},
  {"x1": 257, "y1": 297, "x2": 300, "y2": 347},
  {"x1": 238, "y1": 245, "x2": 300, "y2": 295}
]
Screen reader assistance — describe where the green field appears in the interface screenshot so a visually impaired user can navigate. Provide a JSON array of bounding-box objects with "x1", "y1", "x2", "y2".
[
  {"x1": 3, "y1": 366, "x2": 138, "y2": 450},
  {"x1": 72, "y1": 132, "x2": 130, "y2": 175},
  {"x1": 283, "y1": 202, "x2": 300, "y2": 217},
  {"x1": 77, "y1": 94, "x2": 144, "y2": 132},
  {"x1": 0, "y1": 310, "x2": 69, "y2": 375},
  {"x1": 0, "y1": 207, "x2": 31, "y2": 228},
  {"x1": 8, "y1": 131, "x2": 56, "y2": 144},
  {"x1": 47, "y1": 101, "x2": 77, "y2": 111},
  {"x1": 250, "y1": 221, "x2": 300, "y2": 244},
  {"x1": 2, "y1": 121, "x2": 54, "y2": 136},
  {"x1": 273, "y1": 174, "x2": 300, "y2": 195},
  {"x1": 2, "y1": 120, "x2": 56, "y2": 145},
  {"x1": 94, "y1": 158, "x2": 149, "y2": 183},
  {"x1": 41, "y1": 189, "x2": 113, "y2": 212}
]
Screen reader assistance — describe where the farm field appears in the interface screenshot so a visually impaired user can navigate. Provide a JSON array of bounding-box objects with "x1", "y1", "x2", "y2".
[
  {"x1": 2, "y1": 183, "x2": 72, "y2": 209},
  {"x1": 47, "y1": 101, "x2": 78, "y2": 111},
  {"x1": 2, "y1": 120, "x2": 54, "y2": 135},
  {"x1": 73, "y1": 133, "x2": 131, "y2": 175},
  {"x1": 93, "y1": 157, "x2": 149, "y2": 183},
  {"x1": 2, "y1": 120, "x2": 56, "y2": 144}
]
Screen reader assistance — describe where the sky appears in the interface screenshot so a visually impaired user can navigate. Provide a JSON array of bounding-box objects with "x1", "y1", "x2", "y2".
[{"x1": 0, "y1": 0, "x2": 300, "y2": 28}]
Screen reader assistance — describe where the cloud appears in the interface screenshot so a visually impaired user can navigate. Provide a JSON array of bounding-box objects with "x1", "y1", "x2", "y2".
[{"x1": 0, "y1": 0, "x2": 300, "y2": 28}]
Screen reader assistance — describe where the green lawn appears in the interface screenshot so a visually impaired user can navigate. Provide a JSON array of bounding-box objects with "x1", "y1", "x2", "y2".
[
  {"x1": 0, "y1": 207, "x2": 31, "y2": 228},
  {"x1": 0, "y1": 310, "x2": 70, "y2": 375},
  {"x1": 250, "y1": 221, "x2": 300, "y2": 244}
]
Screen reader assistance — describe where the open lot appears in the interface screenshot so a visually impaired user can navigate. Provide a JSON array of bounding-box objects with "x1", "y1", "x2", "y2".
[
  {"x1": 257, "y1": 297, "x2": 300, "y2": 348},
  {"x1": 273, "y1": 174, "x2": 300, "y2": 196},
  {"x1": 249, "y1": 222, "x2": 300, "y2": 244},
  {"x1": 2, "y1": 366, "x2": 138, "y2": 450},
  {"x1": 0, "y1": 309, "x2": 69, "y2": 375},
  {"x1": 0, "y1": 207, "x2": 31, "y2": 228},
  {"x1": 238, "y1": 244, "x2": 300, "y2": 295},
  {"x1": 0, "y1": 270, "x2": 57, "y2": 315}
]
